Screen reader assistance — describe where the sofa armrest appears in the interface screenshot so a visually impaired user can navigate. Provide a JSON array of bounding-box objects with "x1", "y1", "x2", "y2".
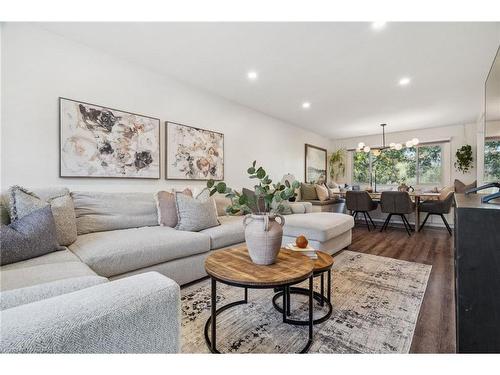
[
  {"x1": 289, "y1": 201, "x2": 313, "y2": 214},
  {"x1": 0, "y1": 272, "x2": 180, "y2": 353}
]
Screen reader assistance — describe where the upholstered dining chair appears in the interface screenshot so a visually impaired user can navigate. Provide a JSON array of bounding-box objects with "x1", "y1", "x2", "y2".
[
  {"x1": 346, "y1": 191, "x2": 378, "y2": 231},
  {"x1": 379, "y1": 191, "x2": 415, "y2": 236},
  {"x1": 418, "y1": 188, "x2": 454, "y2": 235}
]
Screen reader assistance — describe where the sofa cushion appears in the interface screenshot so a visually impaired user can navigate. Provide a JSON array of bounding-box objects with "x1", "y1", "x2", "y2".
[
  {"x1": 72, "y1": 191, "x2": 158, "y2": 235},
  {"x1": 315, "y1": 184, "x2": 330, "y2": 201},
  {"x1": 175, "y1": 190, "x2": 219, "y2": 232},
  {"x1": 283, "y1": 212, "x2": 354, "y2": 242},
  {"x1": 0, "y1": 261, "x2": 97, "y2": 292},
  {"x1": 0, "y1": 249, "x2": 79, "y2": 271},
  {"x1": 69, "y1": 226, "x2": 211, "y2": 277},
  {"x1": 155, "y1": 189, "x2": 192, "y2": 227},
  {"x1": 200, "y1": 216, "x2": 245, "y2": 249},
  {"x1": 300, "y1": 183, "x2": 319, "y2": 200},
  {"x1": 0, "y1": 275, "x2": 108, "y2": 310},
  {"x1": 454, "y1": 179, "x2": 476, "y2": 194},
  {"x1": 8, "y1": 186, "x2": 77, "y2": 246},
  {"x1": 1, "y1": 206, "x2": 64, "y2": 266},
  {"x1": 308, "y1": 198, "x2": 341, "y2": 206},
  {"x1": 214, "y1": 194, "x2": 232, "y2": 216}
]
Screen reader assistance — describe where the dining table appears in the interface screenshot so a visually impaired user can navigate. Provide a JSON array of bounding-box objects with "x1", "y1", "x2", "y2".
[{"x1": 338, "y1": 191, "x2": 442, "y2": 232}]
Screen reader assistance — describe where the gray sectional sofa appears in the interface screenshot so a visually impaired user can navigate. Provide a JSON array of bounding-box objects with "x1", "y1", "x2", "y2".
[{"x1": 0, "y1": 188, "x2": 354, "y2": 353}]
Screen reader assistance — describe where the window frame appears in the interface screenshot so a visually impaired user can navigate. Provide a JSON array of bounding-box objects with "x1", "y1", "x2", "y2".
[{"x1": 484, "y1": 136, "x2": 500, "y2": 183}]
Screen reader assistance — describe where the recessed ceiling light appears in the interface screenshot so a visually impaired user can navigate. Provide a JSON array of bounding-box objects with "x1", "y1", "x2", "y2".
[
  {"x1": 398, "y1": 77, "x2": 411, "y2": 86},
  {"x1": 372, "y1": 22, "x2": 387, "y2": 30},
  {"x1": 247, "y1": 71, "x2": 258, "y2": 81},
  {"x1": 302, "y1": 102, "x2": 311, "y2": 109}
]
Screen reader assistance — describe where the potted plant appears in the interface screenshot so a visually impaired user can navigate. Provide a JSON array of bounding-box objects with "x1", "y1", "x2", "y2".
[
  {"x1": 455, "y1": 145, "x2": 474, "y2": 173},
  {"x1": 207, "y1": 161, "x2": 299, "y2": 265}
]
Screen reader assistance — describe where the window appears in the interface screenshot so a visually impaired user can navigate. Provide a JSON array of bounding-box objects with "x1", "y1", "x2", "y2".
[
  {"x1": 352, "y1": 151, "x2": 370, "y2": 184},
  {"x1": 484, "y1": 138, "x2": 500, "y2": 182},
  {"x1": 352, "y1": 144, "x2": 443, "y2": 187},
  {"x1": 417, "y1": 145, "x2": 442, "y2": 184}
]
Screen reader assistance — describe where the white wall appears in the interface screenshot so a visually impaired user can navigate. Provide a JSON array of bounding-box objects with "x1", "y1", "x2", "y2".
[
  {"x1": 1, "y1": 23, "x2": 330, "y2": 193},
  {"x1": 331, "y1": 122, "x2": 479, "y2": 188}
]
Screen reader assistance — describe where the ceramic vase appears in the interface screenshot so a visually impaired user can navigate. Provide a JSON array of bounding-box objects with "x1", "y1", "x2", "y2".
[{"x1": 243, "y1": 213, "x2": 285, "y2": 265}]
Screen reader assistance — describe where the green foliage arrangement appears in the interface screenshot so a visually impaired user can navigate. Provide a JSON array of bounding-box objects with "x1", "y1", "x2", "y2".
[
  {"x1": 207, "y1": 160, "x2": 300, "y2": 215},
  {"x1": 329, "y1": 149, "x2": 346, "y2": 181},
  {"x1": 455, "y1": 145, "x2": 474, "y2": 174}
]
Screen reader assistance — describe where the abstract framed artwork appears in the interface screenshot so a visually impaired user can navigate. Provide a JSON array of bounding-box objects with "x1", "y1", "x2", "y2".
[
  {"x1": 166, "y1": 122, "x2": 224, "y2": 180},
  {"x1": 305, "y1": 144, "x2": 327, "y2": 184},
  {"x1": 59, "y1": 98, "x2": 160, "y2": 179}
]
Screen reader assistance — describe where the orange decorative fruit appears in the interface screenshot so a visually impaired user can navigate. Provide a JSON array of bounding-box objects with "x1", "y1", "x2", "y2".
[{"x1": 296, "y1": 235, "x2": 308, "y2": 249}]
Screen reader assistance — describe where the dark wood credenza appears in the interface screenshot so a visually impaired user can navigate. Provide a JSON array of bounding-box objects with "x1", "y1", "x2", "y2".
[{"x1": 454, "y1": 193, "x2": 500, "y2": 353}]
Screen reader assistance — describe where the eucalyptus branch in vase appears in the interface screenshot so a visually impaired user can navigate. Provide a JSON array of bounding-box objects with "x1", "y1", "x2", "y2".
[{"x1": 207, "y1": 160, "x2": 300, "y2": 216}]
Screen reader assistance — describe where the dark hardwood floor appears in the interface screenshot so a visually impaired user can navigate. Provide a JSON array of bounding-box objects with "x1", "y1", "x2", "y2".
[{"x1": 347, "y1": 223, "x2": 455, "y2": 353}]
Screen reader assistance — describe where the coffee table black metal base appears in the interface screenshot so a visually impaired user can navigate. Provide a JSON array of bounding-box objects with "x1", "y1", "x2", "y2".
[
  {"x1": 204, "y1": 276, "x2": 314, "y2": 353},
  {"x1": 272, "y1": 270, "x2": 332, "y2": 325}
]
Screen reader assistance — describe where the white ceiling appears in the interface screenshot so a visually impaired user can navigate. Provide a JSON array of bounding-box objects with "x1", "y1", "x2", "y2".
[{"x1": 39, "y1": 22, "x2": 500, "y2": 139}]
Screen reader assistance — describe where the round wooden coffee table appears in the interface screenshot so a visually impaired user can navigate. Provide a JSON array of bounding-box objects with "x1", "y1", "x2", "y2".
[
  {"x1": 272, "y1": 251, "x2": 334, "y2": 325},
  {"x1": 204, "y1": 246, "x2": 315, "y2": 353}
]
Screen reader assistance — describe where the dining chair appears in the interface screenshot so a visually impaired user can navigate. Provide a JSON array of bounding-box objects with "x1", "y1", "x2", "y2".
[
  {"x1": 379, "y1": 191, "x2": 415, "y2": 236},
  {"x1": 346, "y1": 191, "x2": 378, "y2": 231},
  {"x1": 418, "y1": 188, "x2": 454, "y2": 235}
]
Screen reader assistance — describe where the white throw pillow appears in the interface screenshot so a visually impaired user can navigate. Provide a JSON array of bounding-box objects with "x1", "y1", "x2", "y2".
[{"x1": 315, "y1": 184, "x2": 330, "y2": 201}]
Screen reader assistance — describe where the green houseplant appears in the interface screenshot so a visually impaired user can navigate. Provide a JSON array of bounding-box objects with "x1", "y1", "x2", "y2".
[
  {"x1": 207, "y1": 161, "x2": 300, "y2": 265},
  {"x1": 455, "y1": 145, "x2": 473, "y2": 173}
]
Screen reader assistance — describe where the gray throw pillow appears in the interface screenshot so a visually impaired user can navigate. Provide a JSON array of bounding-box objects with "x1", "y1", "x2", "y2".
[
  {"x1": 175, "y1": 189, "x2": 219, "y2": 232},
  {"x1": 9, "y1": 186, "x2": 77, "y2": 246},
  {"x1": 0, "y1": 206, "x2": 64, "y2": 266}
]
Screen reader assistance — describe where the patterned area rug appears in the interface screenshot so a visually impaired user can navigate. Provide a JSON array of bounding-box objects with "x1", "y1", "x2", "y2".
[{"x1": 181, "y1": 250, "x2": 431, "y2": 353}]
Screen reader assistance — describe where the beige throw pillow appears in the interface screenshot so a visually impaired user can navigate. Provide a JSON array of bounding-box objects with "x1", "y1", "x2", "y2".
[
  {"x1": 315, "y1": 184, "x2": 330, "y2": 201},
  {"x1": 155, "y1": 188, "x2": 192, "y2": 227}
]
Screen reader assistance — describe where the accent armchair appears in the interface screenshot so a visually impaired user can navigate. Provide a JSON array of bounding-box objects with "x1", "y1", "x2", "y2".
[{"x1": 418, "y1": 189, "x2": 454, "y2": 235}]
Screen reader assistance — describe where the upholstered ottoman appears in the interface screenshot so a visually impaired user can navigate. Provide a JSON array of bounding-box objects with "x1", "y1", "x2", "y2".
[{"x1": 281, "y1": 212, "x2": 354, "y2": 255}]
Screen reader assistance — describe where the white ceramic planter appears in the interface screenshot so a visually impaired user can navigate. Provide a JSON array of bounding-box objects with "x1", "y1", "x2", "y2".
[{"x1": 243, "y1": 213, "x2": 285, "y2": 265}]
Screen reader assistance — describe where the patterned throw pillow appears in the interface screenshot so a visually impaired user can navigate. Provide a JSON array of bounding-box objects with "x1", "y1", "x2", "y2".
[
  {"x1": 8, "y1": 186, "x2": 77, "y2": 246},
  {"x1": 175, "y1": 189, "x2": 219, "y2": 231},
  {"x1": 0, "y1": 206, "x2": 64, "y2": 266},
  {"x1": 155, "y1": 188, "x2": 193, "y2": 227}
]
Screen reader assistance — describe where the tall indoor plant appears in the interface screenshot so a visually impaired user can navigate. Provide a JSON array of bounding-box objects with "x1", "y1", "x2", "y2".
[{"x1": 207, "y1": 161, "x2": 299, "y2": 265}]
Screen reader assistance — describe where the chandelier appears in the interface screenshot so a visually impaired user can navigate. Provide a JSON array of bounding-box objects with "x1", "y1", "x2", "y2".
[{"x1": 356, "y1": 124, "x2": 419, "y2": 156}]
